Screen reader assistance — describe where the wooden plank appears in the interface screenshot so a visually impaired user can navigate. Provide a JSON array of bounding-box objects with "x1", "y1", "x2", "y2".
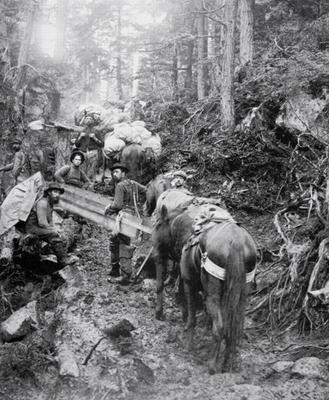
[
  {"x1": 59, "y1": 184, "x2": 152, "y2": 238},
  {"x1": 14, "y1": 178, "x2": 152, "y2": 238}
]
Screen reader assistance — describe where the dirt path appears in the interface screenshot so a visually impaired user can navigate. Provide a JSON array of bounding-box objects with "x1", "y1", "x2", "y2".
[{"x1": 1, "y1": 216, "x2": 329, "y2": 400}]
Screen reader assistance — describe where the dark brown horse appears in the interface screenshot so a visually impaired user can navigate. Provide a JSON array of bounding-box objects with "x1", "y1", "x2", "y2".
[
  {"x1": 103, "y1": 143, "x2": 157, "y2": 185},
  {"x1": 152, "y1": 203, "x2": 257, "y2": 373},
  {"x1": 144, "y1": 174, "x2": 172, "y2": 216}
]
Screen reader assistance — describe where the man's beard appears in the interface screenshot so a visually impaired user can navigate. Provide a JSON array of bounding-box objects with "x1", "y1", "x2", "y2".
[{"x1": 50, "y1": 197, "x2": 60, "y2": 204}]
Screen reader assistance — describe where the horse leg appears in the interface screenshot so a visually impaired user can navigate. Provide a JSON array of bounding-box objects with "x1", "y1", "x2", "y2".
[
  {"x1": 174, "y1": 276, "x2": 187, "y2": 322},
  {"x1": 101, "y1": 155, "x2": 106, "y2": 182},
  {"x1": 183, "y1": 279, "x2": 197, "y2": 350},
  {"x1": 204, "y1": 276, "x2": 224, "y2": 374},
  {"x1": 155, "y1": 254, "x2": 167, "y2": 320}
]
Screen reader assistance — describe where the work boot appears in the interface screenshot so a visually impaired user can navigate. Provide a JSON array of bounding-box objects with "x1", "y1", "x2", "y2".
[
  {"x1": 109, "y1": 236, "x2": 121, "y2": 277},
  {"x1": 113, "y1": 272, "x2": 130, "y2": 285},
  {"x1": 109, "y1": 263, "x2": 121, "y2": 277}
]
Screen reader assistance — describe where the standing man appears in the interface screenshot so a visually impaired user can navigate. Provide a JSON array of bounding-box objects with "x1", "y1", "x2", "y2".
[
  {"x1": 104, "y1": 163, "x2": 146, "y2": 284},
  {"x1": 0, "y1": 139, "x2": 28, "y2": 184},
  {"x1": 0, "y1": 138, "x2": 29, "y2": 200},
  {"x1": 73, "y1": 120, "x2": 104, "y2": 180},
  {"x1": 24, "y1": 182, "x2": 78, "y2": 268},
  {"x1": 54, "y1": 150, "x2": 92, "y2": 189}
]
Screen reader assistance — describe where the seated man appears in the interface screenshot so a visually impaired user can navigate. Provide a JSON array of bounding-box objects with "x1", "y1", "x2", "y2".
[
  {"x1": 54, "y1": 150, "x2": 91, "y2": 189},
  {"x1": 105, "y1": 163, "x2": 146, "y2": 283},
  {"x1": 24, "y1": 182, "x2": 78, "y2": 267}
]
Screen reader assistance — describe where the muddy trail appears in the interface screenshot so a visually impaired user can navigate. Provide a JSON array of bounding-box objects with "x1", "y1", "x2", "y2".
[{"x1": 1, "y1": 210, "x2": 329, "y2": 400}]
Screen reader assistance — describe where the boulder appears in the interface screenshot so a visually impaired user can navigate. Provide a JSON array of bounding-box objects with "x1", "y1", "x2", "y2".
[
  {"x1": 57, "y1": 342, "x2": 79, "y2": 378},
  {"x1": 271, "y1": 360, "x2": 294, "y2": 373},
  {"x1": 0, "y1": 301, "x2": 39, "y2": 342},
  {"x1": 291, "y1": 357, "x2": 326, "y2": 379},
  {"x1": 276, "y1": 89, "x2": 329, "y2": 144}
]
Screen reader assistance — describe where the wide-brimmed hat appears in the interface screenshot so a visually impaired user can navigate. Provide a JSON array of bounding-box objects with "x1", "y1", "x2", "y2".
[
  {"x1": 44, "y1": 182, "x2": 65, "y2": 195},
  {"x1": 173, "y1": 170, "x2": 187, "y2": 180},
  {"x1": 70, "y1": 150, "x2": 85, "y2": 163},
  {"x1": 109, "y1": 163, "x2": 130, "y2": 173}
]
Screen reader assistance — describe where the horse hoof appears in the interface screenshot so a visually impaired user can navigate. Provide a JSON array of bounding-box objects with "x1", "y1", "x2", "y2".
[
  {"x1": 208, "y1": 366, "x2": 216, "y2": 375},
  {"x1": 155, "y1": 310, "x2": 165, "y2": 320}
]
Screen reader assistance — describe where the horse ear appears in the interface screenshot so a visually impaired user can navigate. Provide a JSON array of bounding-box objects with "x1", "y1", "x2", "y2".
[{"x1": 160, "y1": 205, "x2": 169, "y2": 220}]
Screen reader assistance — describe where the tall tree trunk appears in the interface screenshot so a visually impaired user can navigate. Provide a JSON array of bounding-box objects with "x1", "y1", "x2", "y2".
[
  {"x1": 221, "y1": 0, "x2": 238, "y2": 133},
  {"x1": 239, "y1": 0, "x2": 254, "y2": 66},
  {"x1": 14, "y1": 1, "x2": 38, "y2": 91},
  {"x1": 83, "y1": 64, "x2": 90, "y2": 103},
  {"x1": 196, "y1": 0, "x2": 208, "y2": 99},
  {"x1": 209, "y1": 0, "x2": 225, "y2": 96},
  {"x1": 208, "y1": 18, "x2": 220, "y2": 96},
  {"x1": 132, "y1": 52, "x2": 141, "y2": 98},
  {"x1": 171, "y1": 41, "x2": 179, "y2": 101},
  {"x1": 116, "y1": 5, "x2": 123, "y2": 101},
  {"x1": 54, "y1": 0, "x2": 68, "y2": 62},
  {"x1": 184, "y1": 38, "x2": 194, "y2": 90}
]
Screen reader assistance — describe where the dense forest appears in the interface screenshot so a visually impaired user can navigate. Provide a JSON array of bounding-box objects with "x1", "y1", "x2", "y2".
[{"x1": 1, "y1": 0, "x2": 329, "y2": 399}]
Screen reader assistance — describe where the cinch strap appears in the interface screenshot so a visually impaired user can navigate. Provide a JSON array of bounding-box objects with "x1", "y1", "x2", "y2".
[{"x1": 201, "y1": 253, "x2": 256, "y2": 283}]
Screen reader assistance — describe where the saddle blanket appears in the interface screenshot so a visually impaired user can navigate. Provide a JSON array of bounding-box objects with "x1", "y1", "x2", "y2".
[{"x1": 193, "y1": 204, "x2": 235, "y2": 234}]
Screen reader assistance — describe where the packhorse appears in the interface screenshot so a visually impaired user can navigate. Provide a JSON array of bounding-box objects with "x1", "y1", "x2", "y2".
[
  {"x1": 152, "y1": 202, "x2": 257, "y2": 373},
  {"x1": 104, "y1": 143, "x2": 157, "y2": 185},
  {"x1": 144, "y1": 173, "x2": 196, "y2": 217}
]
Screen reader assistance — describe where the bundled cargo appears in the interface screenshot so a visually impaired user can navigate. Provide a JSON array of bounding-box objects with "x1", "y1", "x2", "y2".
[
  {"x1": 74, "y1": 103, "x2": 130, "y2": 133},
  {"x1": 103, "y1": 136, "x2": 126, "y2": 158},
  {"x1": 74, "y1": 103, "x2": 104, "y2": 126},
  {"x1": 142, "y1": 134, "x2": 162, "y2": 157},
  {"x1": 103, "y1": 121, "x2": 161, "y2": 160}
]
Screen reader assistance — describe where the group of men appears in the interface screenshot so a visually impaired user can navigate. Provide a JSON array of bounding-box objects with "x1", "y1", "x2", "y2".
[
  {"x1": 0, "y1": 127, "x2": 103, "y2": 196},
  {"x1": 1, "y1": 136, "x2": 189, "y2": 283}
]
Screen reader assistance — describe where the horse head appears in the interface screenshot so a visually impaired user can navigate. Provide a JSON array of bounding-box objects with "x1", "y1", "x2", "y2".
[
  {"x1": 144, "y1": 174, "x2": 172, "y2": 216},
  {"x1": 152, "y1": 205, "x2": 171, "y2": 243}
]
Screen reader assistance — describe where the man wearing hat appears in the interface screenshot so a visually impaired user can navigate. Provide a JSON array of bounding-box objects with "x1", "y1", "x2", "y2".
[
  {"x1": 54, "y1": 150, "x2": 92, "y2": 188},
  {"x1": 0, "y1": 138, "x2": 28, "y2": 184},
  {"x1": 171, "y1": 170, "x2": 190, "y2": 192},
  {"x1": 105, "y1": 163, "x2": 146, "y2": 283},
  {"x1": 74, "y1": 127, "x2": 103, "y2": 180},
  {"x1": 24, "y1": 182, "x2": 78, "y2": 267}
]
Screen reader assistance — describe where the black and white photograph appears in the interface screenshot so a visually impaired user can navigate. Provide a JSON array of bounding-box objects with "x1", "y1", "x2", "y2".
[{"x1": 0, "y1": 0, "x2": 329, "y2": 399}]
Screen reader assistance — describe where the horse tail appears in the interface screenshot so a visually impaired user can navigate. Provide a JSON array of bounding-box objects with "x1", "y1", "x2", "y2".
[{"x1": 222, "y1": 240, "x2": 246, "y2": 359}]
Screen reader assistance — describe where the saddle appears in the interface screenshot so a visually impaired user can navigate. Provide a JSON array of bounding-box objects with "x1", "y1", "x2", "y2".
[
  {"x1": 183, "y1": 204, "x2": 235, "y2": 251},
  {"x1": 192, "y1": 204, "x2": 235, "y2": 235},
  {"x1": 183, "y1": 205, "x2": 256, "y2": 283}
]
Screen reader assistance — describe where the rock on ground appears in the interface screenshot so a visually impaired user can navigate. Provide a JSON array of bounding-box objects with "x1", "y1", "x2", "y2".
[
  {"x1": 0, "y1": 301, "x2": 39, "y2": 342},
  {"x1": 291, "y1": 357, "x2": 326, "y2": 380}
]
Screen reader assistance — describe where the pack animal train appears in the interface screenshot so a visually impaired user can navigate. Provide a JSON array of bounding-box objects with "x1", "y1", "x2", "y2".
[{"x1": 147, "y1": 175, "x2": 257, "y2": 373}]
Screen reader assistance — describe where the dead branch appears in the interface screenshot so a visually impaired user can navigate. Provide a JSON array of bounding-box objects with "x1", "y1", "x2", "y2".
[
  {"x1": 302, "y1": 237, "x2": 329, "y2": 313},
  {"x1": 83, "y1": 336, "x2": 106, "y2": 366}
]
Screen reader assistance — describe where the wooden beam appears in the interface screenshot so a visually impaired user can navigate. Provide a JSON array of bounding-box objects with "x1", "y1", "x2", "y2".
[{"x1": 59, "y1": 184, "x2": 152, "y2": 238}]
